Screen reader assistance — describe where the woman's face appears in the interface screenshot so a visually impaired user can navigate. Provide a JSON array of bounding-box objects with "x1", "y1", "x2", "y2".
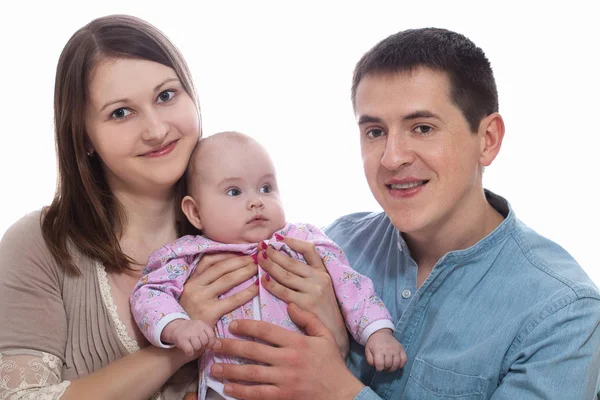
[{"x1": 85, "y1": 57, "x2": 200, "y2": 197}]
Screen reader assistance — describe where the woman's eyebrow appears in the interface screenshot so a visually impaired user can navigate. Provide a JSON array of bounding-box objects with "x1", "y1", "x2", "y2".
[{"x1": 99, "y1": 78, "x2": 181, "y2": 112}]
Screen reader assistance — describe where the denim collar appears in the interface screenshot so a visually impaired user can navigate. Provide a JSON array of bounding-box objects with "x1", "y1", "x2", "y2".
[{"x1": 396, "y1": 189, "x2": 516, "y2": 264}]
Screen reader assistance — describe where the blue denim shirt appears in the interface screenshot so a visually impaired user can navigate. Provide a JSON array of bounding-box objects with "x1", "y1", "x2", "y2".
[{"x1": 325, "y1": 191, "x2": 600, "y2": 399}]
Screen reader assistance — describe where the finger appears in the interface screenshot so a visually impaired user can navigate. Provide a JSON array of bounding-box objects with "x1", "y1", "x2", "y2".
[
  {"x1": 263, "y1": 246, "x2": 311, "y2": 278},
  {"x1": 211, "y1": 363, "x2": 277, "y2": 384},
  {"x1": 220, "y1": 318, "x2": 299, "y2": 348},
  {"x1": 261, "y1": 274, "x2": 304, "y2": 305},
  {"x1": 366, "y1": 347, "x2": 374, "y2": 366},
  {"x1": 222, "y1": 382, "x2": 280, "y2": 400},
  {"x1": 288, "y1": 303, "x2": 334, "y2": 340},
  {"x1": 183, "y1": 393, "x2": 198, "y2": 400},
  {"x1": 400, "y1": 349, "x2": 407, "y2": 368},
  {"x1": 374, "y1": 351, "x2": 385, "y2": 372},
  {"x1": 205, "y1": 263, "x2": 258, "y2": 298},
  {"x1": 384, "y1": 354, "x2": 392, "y2": 371},
  {"x1": 212, "y1": 282, "x2": 259, "y2": 315},
  {"x1": 207, "y1": 331, "x2": 216, "y2": 349},
  {"x1": 199, "y1": 331, "x2": 209, "y2": 347},
  {"x1": 212, "y1": 336, "x2": 280, "y2": 364},
  {"x1": 279, "y1": 237, "x2": 324, "y2": 271},
  {"x1": 181, "y1": 341, "x2": 193, "y2": 356},
  {"x1": 390, "y1": 354, "x2": 400, "y2": 372},
  {"x1": 190, "y1": 252, "x2": 241, "y2": 277},
  {"x1": 192, "y1": 255, "x2": 255, "y2": 286},
  {"x1": 191, "y1": 336, "x2": 203, "y2": 351}
]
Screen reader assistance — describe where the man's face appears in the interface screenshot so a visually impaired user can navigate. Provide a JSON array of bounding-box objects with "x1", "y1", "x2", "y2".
[{"x1": 355, "y1": 67, "x2": 486, "y2": 237}]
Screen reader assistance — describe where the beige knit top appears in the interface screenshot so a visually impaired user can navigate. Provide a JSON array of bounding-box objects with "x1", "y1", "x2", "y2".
[{"x1": 0, "y1": 211, "x2": 196, "y2": 399}]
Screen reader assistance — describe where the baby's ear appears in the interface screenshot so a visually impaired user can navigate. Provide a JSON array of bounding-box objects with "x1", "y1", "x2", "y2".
[{"x1": 181, "y1": 195, "x2": 203, "y2": 231}]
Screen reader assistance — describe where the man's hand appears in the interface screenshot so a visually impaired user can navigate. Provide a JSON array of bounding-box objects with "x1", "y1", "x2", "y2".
[{"x1": 209, "y1": 303, "x2": 365, "y2": 400}]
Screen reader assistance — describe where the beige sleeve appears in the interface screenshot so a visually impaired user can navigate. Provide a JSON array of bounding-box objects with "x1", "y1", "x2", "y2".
[
  {"x1": 0, "y1": 211, "x2": 67, "y2": 361},
  {"x1": 0, "y1": 349, "x2": 71, "y2": 399}
]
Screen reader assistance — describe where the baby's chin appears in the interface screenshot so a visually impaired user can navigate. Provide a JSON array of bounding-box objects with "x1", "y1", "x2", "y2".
[{"x1": 234, "y1": 224, "x2": 285, "y2": 244}]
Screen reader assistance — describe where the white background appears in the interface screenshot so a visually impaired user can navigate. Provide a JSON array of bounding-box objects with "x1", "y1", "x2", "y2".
[{"x1": 0, "y1": 1, "x2": 598, "y2": 285}]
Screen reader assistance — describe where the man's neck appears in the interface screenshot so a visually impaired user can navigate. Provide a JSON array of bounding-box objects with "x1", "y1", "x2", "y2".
[{"x1": 405, "y1": 190, "x2": 504, "y2": 275}]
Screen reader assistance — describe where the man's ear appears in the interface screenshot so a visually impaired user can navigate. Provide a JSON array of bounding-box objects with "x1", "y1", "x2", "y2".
[
  {"x1": 181, "y1": 195, "x2": 203, "y2": 231},
  {"x1": 478, "y1": 112, "x2": 505, "y2": 167}
]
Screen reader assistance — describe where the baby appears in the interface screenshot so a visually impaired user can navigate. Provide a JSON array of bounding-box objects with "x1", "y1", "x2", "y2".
[{"x1": 131, "y1": 132, "x2": 405, "y2": 400}]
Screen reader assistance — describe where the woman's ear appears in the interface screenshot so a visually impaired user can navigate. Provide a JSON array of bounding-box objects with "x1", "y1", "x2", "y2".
[{"x1": 181, "y1": 195, "x2": 203, "y2": 231}]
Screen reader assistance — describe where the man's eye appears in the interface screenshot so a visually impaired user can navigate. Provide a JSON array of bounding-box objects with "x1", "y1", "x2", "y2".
[
  {"x1": 157, "y1": 90, "x2": 176, "y2": 103},
  {"x1": 260, "y1": 184, "x2": 272, "y2": 194},
  {"x1": 366, "y1": 128, "x2": 385, "y2": 138},
  {"x1": 226, "y1": 188, "x2": 242, "y2": 196},
  {"x1": 414, "y1": 125, "x2": 433, "y2": 135},
  {"x1": 111, "y1": 108, "x2": 132, "y2": 120}
]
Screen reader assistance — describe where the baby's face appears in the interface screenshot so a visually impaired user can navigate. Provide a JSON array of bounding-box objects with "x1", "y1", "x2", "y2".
[{"x1": 189, "y1": 137, "x2": 286, "y2": 244}]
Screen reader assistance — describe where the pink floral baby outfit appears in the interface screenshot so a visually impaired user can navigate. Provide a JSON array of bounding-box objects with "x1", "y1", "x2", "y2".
[{"x1": 131, "y1": 223, "x2": 394, "y2": 400}]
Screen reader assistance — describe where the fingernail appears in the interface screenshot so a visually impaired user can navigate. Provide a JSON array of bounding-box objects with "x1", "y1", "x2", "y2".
[
  {"x1": 212, "y1": 364, "x2": 223, "y2": 375},
  {"x1": 274, "y1": 233, "x2": 284, "y2": 241},
  {"x1": 224, "y1": 384, "x2": 233, "y2": 394},
  {"x1": 212, "y1": 340, "x2": 222, "y2": 350},
  {"x1": 261, "y1": 241, "x2": 268, "y2": 250},
  {"x1": 262, "y1": 250, "x2": 267, "y2": 259},
  {"x1": 254, "y1": 277, "x2": 259, "y2": 286},
  {"x1": 252, "y1": 253, "x2": 258, "y2": 264},
  {"x1": 229, "y1": 321, "x2": 238, "y2": 330},
  {"x1": 265, "y1": 273, "x2": 271, "y2": 282}
]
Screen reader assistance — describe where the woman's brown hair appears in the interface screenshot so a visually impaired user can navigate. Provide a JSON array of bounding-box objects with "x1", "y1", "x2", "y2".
[{"x1": 42, "y1": 14, "x2": 200, "y2": 274}]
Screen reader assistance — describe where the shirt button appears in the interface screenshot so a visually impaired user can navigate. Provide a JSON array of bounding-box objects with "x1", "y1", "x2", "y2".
[
  {"x1": 397, "y1": 242, "x2": 403, "y2": 251},
  {"x1": 401, "y1": 289, "x2": 412, "y2": 299}
]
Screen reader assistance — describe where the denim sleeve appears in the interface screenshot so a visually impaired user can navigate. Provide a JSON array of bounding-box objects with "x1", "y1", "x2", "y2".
[
  {"x1": 492, "y1": 294, "x2": 600, "y2": 399},
  {"x1": 354, "y1": 387, "x2": 383, "y2": 400}
]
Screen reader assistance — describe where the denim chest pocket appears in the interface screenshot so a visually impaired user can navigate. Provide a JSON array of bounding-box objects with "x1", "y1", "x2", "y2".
[{"x1": 403, "y1": 358, "x2": 487, "y2": 399}]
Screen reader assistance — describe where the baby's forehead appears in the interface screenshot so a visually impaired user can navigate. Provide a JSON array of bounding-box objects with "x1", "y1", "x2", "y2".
[{"x1": 189, "y1": 133, "x2": 274, "y2": 180}]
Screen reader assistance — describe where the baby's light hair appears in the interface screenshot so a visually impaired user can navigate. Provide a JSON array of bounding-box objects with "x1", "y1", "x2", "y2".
[{"x1": 186, "y1": 131, "x2": 258, "y2": 195}]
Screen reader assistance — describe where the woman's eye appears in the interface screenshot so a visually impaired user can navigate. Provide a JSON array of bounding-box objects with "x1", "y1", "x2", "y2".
[
  {"x1": 366, "y1": 128, "x2": 385, "y2": 138},
  {"x1": 414, "y1": 125, "x2": 433, "y2": 135},
  {"x1": 226, "y1": 188, "x2": 242, "y2": 196},
  {"x1": 260, "y1": 184, "x2": 272, "y2": 194},
  {"x1": 157, "y1": 90, "x2": 175, "y2": 103},
  {"x1": 111, "y1": 108, "x2": 132, "y2": 120}
]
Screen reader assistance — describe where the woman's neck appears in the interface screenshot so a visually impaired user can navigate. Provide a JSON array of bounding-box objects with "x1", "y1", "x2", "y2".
[{"x1": 114, "y1": 190, "x2": 180, "y2": 268}]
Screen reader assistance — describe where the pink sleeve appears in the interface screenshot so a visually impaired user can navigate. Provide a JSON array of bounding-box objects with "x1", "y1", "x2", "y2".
[
  {"x1": 130, "y1": 236, "x2": 200, "y2": 348},
  {"x1": 291, "y1": 224, "x2": 394, "y2": 345}
]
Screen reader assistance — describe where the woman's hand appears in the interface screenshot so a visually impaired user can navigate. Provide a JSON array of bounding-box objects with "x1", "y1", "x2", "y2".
[
  {"x1": 258, "y1": 237, "x2": 349, "y2": 357},
  {"x1": 209, "y1": 303, "x2": 364, "y2": 400},
  {"x1": 180, "y1": 252, "x2": 259, "y2": 327}
]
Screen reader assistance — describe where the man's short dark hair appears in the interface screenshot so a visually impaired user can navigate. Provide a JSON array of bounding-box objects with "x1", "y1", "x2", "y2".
[{"x1": 352, "y1": 28, "x2": 498, "y2": 132}]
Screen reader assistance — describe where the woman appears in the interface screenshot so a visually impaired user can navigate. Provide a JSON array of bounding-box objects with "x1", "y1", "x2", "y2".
[{"x1": 0, "y1": 15, "x2": 347, "y2": 400}]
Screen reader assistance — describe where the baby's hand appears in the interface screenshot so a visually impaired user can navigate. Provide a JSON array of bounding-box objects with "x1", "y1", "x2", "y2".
[
  {"x1": 161, "y1": 319, "x2": 216, "y2": 356},
  {"x1": 365, "y1": 329, "x2": 406, "y2": 372}
]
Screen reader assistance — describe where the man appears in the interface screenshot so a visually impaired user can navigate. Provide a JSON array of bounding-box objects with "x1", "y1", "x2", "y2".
[{"x1": 209, "y1": 28, "x2": 600, "y2": 399}]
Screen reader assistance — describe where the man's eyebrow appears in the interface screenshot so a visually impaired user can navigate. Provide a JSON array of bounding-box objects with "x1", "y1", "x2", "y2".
[
  {"x1": 99, "y1": 78, "x2": 180, "y2": 113},
  {"x1": 403, "y1": 110, "x2": 441, "y2": 121},
  {"x1": 357, "y1": 115, "x2": 383, "y2": 125}
]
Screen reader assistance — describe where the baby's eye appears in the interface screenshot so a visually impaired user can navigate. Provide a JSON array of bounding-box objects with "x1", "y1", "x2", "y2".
[
  {"x1": 365, "y1": 128, "x2": 385, "y2": 138},
  {"x1": 226, "y1": 188, "x2": 242, "y2": 196},
  {"x1": 260, "y1": 184, "x2": 272, "y2": 194},
  {"x1": 157, "y1": 90, "x2": 176, "y2": 103},
  {"x1": 111, "y1": 108, "x2": 132, "y2": 120}
]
